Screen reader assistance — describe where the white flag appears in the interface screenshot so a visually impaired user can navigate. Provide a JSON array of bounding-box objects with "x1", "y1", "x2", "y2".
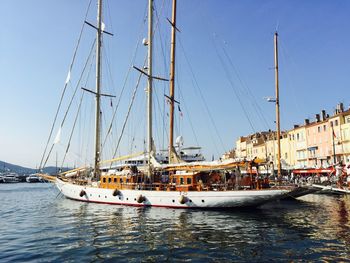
[
  {"x1": 65, "y1": 70, "x2": 71, "y2": 84},
  {"x1": 54, "y1": 127, "x2": 62, "y2": 144},
  {"x1": 101, "y1": 22, "x2": 106, "y2": 32}
]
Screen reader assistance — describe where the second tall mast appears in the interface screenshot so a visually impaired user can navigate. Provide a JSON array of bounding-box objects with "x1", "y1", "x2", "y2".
[
  {"x1": 94, "y1": 0, "x2": 103, "y2": 180},
  {"x1": 147, "y1": 0, "x2": 154, "y2": 178},
  {"x1": 168, "y1": 0, "x2": 177, "y2": 164}
]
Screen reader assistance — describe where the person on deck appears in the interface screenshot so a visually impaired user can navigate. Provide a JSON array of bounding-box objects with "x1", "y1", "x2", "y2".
[
  {"x1": 346, "y1": 164, "x2": 350, "y2": 188},
  {"x1": 335, "y1": 162, "x2": 344, "y2": 188}
]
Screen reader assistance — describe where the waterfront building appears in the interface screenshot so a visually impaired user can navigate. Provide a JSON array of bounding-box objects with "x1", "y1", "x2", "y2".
[
  {"x1": 235, "y1": 136, "x2": 247, "y2": 159},
  {"x1": 288, "y1": 125, "x2": 308, "y2": 168},
  {"x1": 234, "y1": 103, "x2": 350, "y2": 169},
  {"x1": 341, "y1": 113, "x2": 350, "y2": 164},
  {"x1": 330, "y1": 105, "x2": 350, "y2": 164},
  {"x1": 305, "y1": 111, "x2": 330, "y2": 168},
  {"x1": 280, "y1": 132, "x2": 294, "y2": 169}
]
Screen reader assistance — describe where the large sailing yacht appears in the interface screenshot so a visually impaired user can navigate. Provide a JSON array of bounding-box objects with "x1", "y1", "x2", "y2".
[{"x1": 44, "y1": 0, "x2": 294, "y2": 208}]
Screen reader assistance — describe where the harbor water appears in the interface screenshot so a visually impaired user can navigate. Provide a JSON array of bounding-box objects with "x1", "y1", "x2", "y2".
[{"x1": 0, "y1": 183, "x2": 349, "y2": 262}]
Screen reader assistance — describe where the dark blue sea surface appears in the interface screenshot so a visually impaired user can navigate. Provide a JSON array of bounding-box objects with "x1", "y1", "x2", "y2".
[{"x1": 0, "y1": 183, "x2": 349, "y2": 262}]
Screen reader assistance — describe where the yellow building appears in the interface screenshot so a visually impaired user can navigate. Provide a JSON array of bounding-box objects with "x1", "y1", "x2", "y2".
[
  {"x1": 335, "y1": 108, "x2": 350, "y2": 163},
  {"x1": 235, "y1": 137, "x2": 247, "y2": 158}
]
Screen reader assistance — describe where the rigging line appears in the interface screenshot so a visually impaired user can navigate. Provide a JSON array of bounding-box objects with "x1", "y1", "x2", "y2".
[
  {"x1": 176, "y1": 77, "x2": 201, "y2": 147},
  {"x1": 110, "y1": 71, "x2": 143, "y2": 168},
  {"x1": 39, "y1": 0, "x2": 93, "y2": 170},
  {"x1": 153, "y1": 86, "x2": 161, "y2": 150},
  {"x1": 41, "y1": 40, "x2": 96, "y2": 168},
  {"x1": 102, "y1": 46, "x2": 117, "y2": 98},
  {"x1": 211, "y1": 34, "x2": 256, "y2": 133},
  {"x1": 105, "y1": 0, "x2": 114, "y2": 33},
  {"x1": 60, "y1": 39, "x2": 96, "y2": 129},
  {"x1": 101, "y1": 55, "x2": 147, "y2": 152},
  {"x1": 84, "y1": 98, "x2": 95, "y2": 166},
  {"x1": 77, "y1": 54, "x2": 94, "y2": 158},
  {"x1": 219, "y1": 39, "x2": 271, "y2": 131},
  {"x1": 80, "y1": 52, "x2": 96, "y2": 165},
  {"x1": 179, "y1": 64, "x2": 221, "y2": 156},
  {"x1": 279, "y1": 39, "x2": 301, "y2": 115},
  {"x1": 152, "y1": 20, "x2": 169, "y2": 151},
  {"x1": 60, "y1": 93, "x2": 85, "y2": 169},
  {"x1": 154, "y1": 4, "x2": 169, "y2": 151},
  {"x1": 101, "y1": 14, "x2": 147, "y2": 151},
  {"x1": 214, "y1": 36, "x2": 271, "y2": 146},
  {"x1": 101, "y1": 102, "x2": 114, "y2": 161},
  {"x1": 178, "y1": 37, "x2": 226, "y2": 154},
  {"x1": 199, "y1": 11, "x2": 259, "y2": 134},
  {"x1": 101, "y1": 1, "x2": 164, "y2": 153}
]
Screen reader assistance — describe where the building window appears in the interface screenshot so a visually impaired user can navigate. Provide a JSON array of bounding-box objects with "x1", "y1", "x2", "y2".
[
  {"x1": 323, "y1": 125, "x2": 326, "y2": 131},
  {"x1": 103, "y1": 178, "x2": 106, "y2": 183},
  {"x1": 318, "y1": 127, "x2": 321, "y2": 133},
  {"x1": 335, "y1": 120, "x2": 339, "y2": 126},
  {"x1": 187, "y1": 178, "x2": 192, "y2": 185},
  {"x1": 108, "y1": 177, "x2": 111, "y2": 183}
]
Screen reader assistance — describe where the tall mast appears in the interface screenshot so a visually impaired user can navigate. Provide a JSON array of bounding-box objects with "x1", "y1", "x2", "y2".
[
  {"x1": 94, "y1": 0, "x2": 102, "y2": 180},
  {"x1": 168, "y1": 0, "x2": 177, "y2": 164},
  {"x1": 147, "y1": 0, "x2": 154, "y2": 178},
  {"x1": 274, "y1": 31, "x2": 282, "y2": 180}
]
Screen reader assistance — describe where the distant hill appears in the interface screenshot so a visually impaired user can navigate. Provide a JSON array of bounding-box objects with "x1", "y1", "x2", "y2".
[{"x1": 0, "y1": 161, "x2": 70, "y2": 175}]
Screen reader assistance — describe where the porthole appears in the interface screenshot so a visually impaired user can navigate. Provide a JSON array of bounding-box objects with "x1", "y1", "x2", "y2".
[
  {"x1": 189, "y1": 199, "x2": 192, "y2": 203},
  {"x1": 90, "y1": 194, "x2": 92, "y2": 197},
  {"x1": 134, "y1": 198, "x2": 136, "y2": 201},
  {"x1": 126, "y1": 198, "x2": 129, "y2": 200},
  {"x1": 105, "y1": 196, "x2": 107, "y2": 198},
  {"x1": 118, "y1": 197, "x2": 121, "y2": 200},
  {"x1": 202, "y1": 200, "x2": 205, "y2": 203},
  {"x1": 172, "y1": 200, "x2": 175, "y2": 203},
  {"x1": 98, "y1": 195, "x2": 100, "y2": 198}
]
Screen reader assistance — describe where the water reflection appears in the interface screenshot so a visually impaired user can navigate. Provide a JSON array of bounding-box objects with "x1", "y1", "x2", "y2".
[{"x1": 1, "y1": 184, "x2": 350, "y2": 262}]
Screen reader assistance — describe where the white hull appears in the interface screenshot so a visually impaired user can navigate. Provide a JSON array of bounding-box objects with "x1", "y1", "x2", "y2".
[
  {"x1": 56, "y1": 178, "x2": 291, "y2": 208},
  {"x1": 0, "y1": 176, "x2": 20, "y2": 183},
  {"x1": 26, "y1": 176, "x2": 42, "y2": 183}
]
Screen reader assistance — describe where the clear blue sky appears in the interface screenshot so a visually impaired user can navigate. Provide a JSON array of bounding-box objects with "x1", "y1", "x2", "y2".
[{"x1": 1, "y1": 0, "x2": 350, "y2": 168}]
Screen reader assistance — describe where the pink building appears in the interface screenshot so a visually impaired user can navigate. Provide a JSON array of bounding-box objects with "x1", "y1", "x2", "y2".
[{"x1": 305, "y1": 111, "x2": 331, "y2": 168}]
